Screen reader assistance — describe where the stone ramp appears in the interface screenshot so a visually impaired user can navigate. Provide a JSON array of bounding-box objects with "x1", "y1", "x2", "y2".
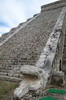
[
  {"x1": 0, "y1": 8, "x2": 62, "y2": 81},
  {"x1": 0, "y1": 8, "x2": 62, "y2": 65},
  {"x1": 0, "y1": 0, "x2": 66, "y2": 99},
  {"x1": 62, "y1": 30, "x2": 66, "y2": 72},
  {"x1": 14, "y1": 6, "x2": 66, "y2": 99},
  {"x1": 0, "y1": 1, "x2": 64, "y2": 81}
]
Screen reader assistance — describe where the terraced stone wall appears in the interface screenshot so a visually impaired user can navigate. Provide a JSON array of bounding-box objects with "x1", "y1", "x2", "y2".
[
  {"x1": 0, "y1": 8, "x2": 61, "y2": 69},
  {"x1": 0, "y1": 0, "x2": 66, "y2": 81}
]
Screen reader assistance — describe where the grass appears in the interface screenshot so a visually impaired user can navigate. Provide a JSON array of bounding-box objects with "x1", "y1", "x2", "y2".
[{"x1": 0, "y1": 80, "x2": 18, "y2": 100}]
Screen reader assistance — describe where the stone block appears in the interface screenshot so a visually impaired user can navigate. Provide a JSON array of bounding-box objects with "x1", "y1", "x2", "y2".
[
  {"x1": 14, "y1": 81, "x2": 29, "y2": 100},
  {"x1": 51, "y1": 71, "x2": 65, "y2": 86},
  {"x1": 14, "y1": 65, "x2": 50, "y2": 99}
]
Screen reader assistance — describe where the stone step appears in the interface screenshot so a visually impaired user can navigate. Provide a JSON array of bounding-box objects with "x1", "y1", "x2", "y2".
[
  {"x1": 0, "y1": 72, "x2": 8, "y2": 76},
  {"x1": 0, "y1": 66, "x2": 20, "y2": 72},
  {"x1": 13, "y1": 74, "x2": 23, "y2": 78},
  {"x1": 0, "y1": 67, "x2": 12, "y2": 70},
  {"x1": 0, "y1": 75, "x2": 22, "y2": 82},
  {"x1": 33, "y1": 13, "x2": 38, "y2": 17},
  {"x1": 0, "y1": 71, "x2": 23, "y2": 78},
  {"x1": 0, "y1": 69, "x2": 11, "y2": 73},
  {"x1": 0, "y1": 7, "x2": 62, "y2": 76},
  {"x1": 0, "y1": 21, "x2": 26, "y2": 43},
  {"x1": 0, "y1": 66, "x2": 21, "y2": 78}
]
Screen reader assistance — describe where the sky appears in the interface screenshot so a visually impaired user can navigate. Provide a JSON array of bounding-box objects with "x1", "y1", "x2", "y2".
[{"x1": 0, "y1": 0, "x2": 58, "y2": 37}]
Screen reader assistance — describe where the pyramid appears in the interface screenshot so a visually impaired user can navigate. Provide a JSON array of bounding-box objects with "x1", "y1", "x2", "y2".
[{"x1": 0, "y1": 0, "x2": 66, "y2": 99}]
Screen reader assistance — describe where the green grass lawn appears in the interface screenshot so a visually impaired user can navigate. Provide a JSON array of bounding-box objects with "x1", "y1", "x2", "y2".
[{"x1": 0, "y1": 80, "x2": 18, "y2": 100}]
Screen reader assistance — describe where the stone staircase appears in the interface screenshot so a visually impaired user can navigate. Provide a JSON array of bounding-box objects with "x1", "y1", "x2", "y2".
[
  {"x1": 0, "y1": 0, "x2": 65, "y2": 82},
  {"x1": 0, "y1": 15, "x2": 38, "y2": 43},
  {"x1": 0, "y1": 0, "x2": 66, "y2": 100},
  {"x1": 0, "y1": 22, "x2": 27, "y2": 43},
  {"x1": 0, "y1": 65, "x2": 23, "y2": 82},
  {"x1": 0, "y1": 15, "x2": 39, "y2": 81}
]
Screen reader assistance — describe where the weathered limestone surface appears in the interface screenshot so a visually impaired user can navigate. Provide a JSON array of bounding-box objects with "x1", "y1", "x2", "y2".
[
  {"x1": 0, "y1": 22, "x2": 27, "y2": 43},
  {"x1": 0, "y1": 7, "x2": 62, "y2": 80},
  {"x1": 62, "y1": 14, "x2": 66, "y2": 72},
  {"x1": 14, "y1": 6, "x2": 66, "y2": 99},
  {"x1": 14, "y1": 65, "x2": 45, "y2": 99},
  {"x1": 0, "y1": 16, "x2": 37, "y2": 43},
  {"x1": 41, "y1": 0, "x2": 66, "y2": 12},
  {"x1": 51, "y1": 71, "x2": 65, "y2": 86},
  {"x1": 0, "y1": 1, "x2": 66, "y2": 99},
  {"x1": 0, "y1": 20, "x2": 34, "y2": 43}
]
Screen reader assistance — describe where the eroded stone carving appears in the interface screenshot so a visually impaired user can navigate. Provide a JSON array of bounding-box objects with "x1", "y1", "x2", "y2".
[
  {"x1": 14, "y1": 6, "x2": 66, "y2": 100},
  {"x1": 14, "y1": 65, "x2": 50, "y2": 100}
]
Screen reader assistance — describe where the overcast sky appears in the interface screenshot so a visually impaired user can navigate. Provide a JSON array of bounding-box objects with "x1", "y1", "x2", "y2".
[{"x1": 0, "y1": 0, "x2": 58, "y2": 36}]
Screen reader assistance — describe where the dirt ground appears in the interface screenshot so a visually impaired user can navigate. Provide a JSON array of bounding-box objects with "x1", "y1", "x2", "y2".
[
  {"x1": 0, "y1": 76, "x2": 66, "y2": 100},
  {"x1": 0, "y1": 80, "x2": 18, "y2": 100}
]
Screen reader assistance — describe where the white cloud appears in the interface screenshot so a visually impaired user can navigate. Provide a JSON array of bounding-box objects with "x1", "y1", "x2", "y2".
[
  {"x1": 0, "y1": 0, "x2": 58, "y2": 35},
  {"x1": 0, "y1": 0, "x2": 31, "y2": 36},
  {"x1": 0, "y1": 0, "x2": 27, "y2": 35}
]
